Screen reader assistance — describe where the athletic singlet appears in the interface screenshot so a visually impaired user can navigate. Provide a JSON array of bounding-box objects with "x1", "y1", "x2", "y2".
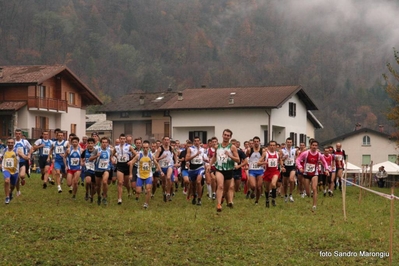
[
  {"x1": 264, "y1": 151, "x2": 279, "y2": 172},
  {"x1": 158, "y1": 146, "x2": 173, "y2": 168},
  {"x1": 137, "y1": 152, "x2": 153, "y2": 179},
  {"x1": 321, "y1": 154, "x2": 334, "y2": 172},
  {"x1": 14, "y1": 139, "x2": 31, "y2": 163},
  {"x1": 115, "y1": 143, "x2": 132, "y2": 163},
  {"x1": 303, "y1": 151, "x2": 320, "y2": 177},
  {"x1": 34, "y1": 139, "x2": 52, "y2": 157},
  {"x1": 334, "y1": 150, "x2": 345, "y2": 168},
  {"x1": 215, "y1": 143, "x2": 234, "y2": 171},
  {"x1": 248, "y1": 148, "x2": 263, "y2": 170},
  {"x1": 84, "y1": 149, "x2": 95, "y2": 173},
  {"x1": 2, "y1": 150, "x2": 19, "y2": 174},
  {"x1": 67, "y1": 147, "x2": 81, "y2": 170},
  {"x1": 282, "y1": 147, "x2": 296, "y2": 166},
  {"x1": 53, "y1": 140, "x2": 68, "y2": 161},
  {"x1": 189, "y1": 145, "x2": 206, "y2": 170},
  {"x1": 95, "y1": 148, "x2": 111, "y2": 171}
]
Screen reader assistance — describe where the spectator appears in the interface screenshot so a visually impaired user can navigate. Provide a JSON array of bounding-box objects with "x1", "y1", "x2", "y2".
[{"x1": 376, "y1": 166, "x2": 388, "y2": 188}]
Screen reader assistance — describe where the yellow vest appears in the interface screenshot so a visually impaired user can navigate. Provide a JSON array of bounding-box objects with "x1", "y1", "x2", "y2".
[
  {"x1": 138, "y1": 153, "x2": 152, "y2": 179},
  {"x1": 2, "y1": 150, "x2": 18, "y2": 174}
]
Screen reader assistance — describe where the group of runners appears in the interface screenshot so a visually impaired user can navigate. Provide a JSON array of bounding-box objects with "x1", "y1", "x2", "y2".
[{"x1": 1, "y1": 128, "x2": 346, "y2": 212}]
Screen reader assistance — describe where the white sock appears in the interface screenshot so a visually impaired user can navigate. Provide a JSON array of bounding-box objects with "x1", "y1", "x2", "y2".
[{"x1": 207, "y1": 184, "x2": 212, "y2": 197}]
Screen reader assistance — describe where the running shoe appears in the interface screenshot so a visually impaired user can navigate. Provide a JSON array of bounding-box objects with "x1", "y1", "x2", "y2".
[
  {"x1": 312, "y1": 205, "x2": 316, "y2": 212},
  {"x1": 227, "y1": 202, "x2": 234, "y2": 208},
  {"x1": 196, "y1": 199, "x2": 202, "y2": 206},
  {"x1": 192, "y1": 196, "x2": 197, "y2": 205},
  {"x1": 85, "y1": 194, "x2": 89, "y2": 201},
  {"x1": 212, "y1": 193, "x2": 216, "y2": 200},
  {"x1": 102, "y1": 198, "x2": 108, "y2": 205},
  {"x1": 72, "y1": 195, "x2": 76, "y2": 199},
  {"x1": 9, "y1": 193, "x2": 13, "y2": 201},
  {"x1": 143, "y1": 203, "x2": 148, "y2": 209},
  {"x1": 97, "y1": 197, "x2": 101, "y2": 206},
  {"x1": 69, "y1": 187, "x2": 73, "y2": 194},
  {"x1": 289, "y1": 195, "x2": 294, "y2": 202},
  {"x1": 250, "y1": 191, "x2": 255, "y2": 199},
  {"x1": 49, "y1": 178, "x2": 55, "y2": 185},
  {"x1": 266, "y1": 200, "x2": 270, "y2": 208},
  {"x1": 272, "y1": 199, "x2": 276, "y2": 207},
  {"x1": 246, "y1": 191, "x2": 251, "y2": 199},
  {"x1": 16, "y1": 191, "x2": 21, "y2": 197},
  {"x1": 284, "y1": 196, "x2": 288, "y2": 203},
  {"x1": 58, "y1": 186, "x2": 62, "y2": 193},
  {"x1": 43, "y1": 183, "x2": 47, "y2": 189},
  {"x1": 163, "y1": 194, "x2": 167, "y2": 202},
  {"x1": 118, "y1": 199, "x2": 122, "y2": 205},
  {"x1": 216, "y1": 204, "x2": 222, "y2": 212},
  {"x1": 5, "y1": 197, "x2": 10, "y2": 204}
]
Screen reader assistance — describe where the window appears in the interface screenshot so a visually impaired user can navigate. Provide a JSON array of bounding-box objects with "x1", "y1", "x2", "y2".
[
  {"x1": 362, "y1": 155, "x2": 371, "y2": 165},
  {"x1": 263, "y1": 130, "x2": 268, "y2": 146},
  {"x1": 300, "y1": 134, "x2": 307, "y2": 144},
  {"x1": 388, "y1": 154, "x2": 397, "y2": 163},
  {"x1": 69, "y1": 92, "x2": 75, "y2": 105},
  {"x1": 290, "y1": 132, "x2": 297, "y2": 147},
  {"x1": 189, "y1": 131, "x2": 207, "y2": 144},
  {"x1": 38, "y1": 86, "x2": 46, "y2": 98},
  {"x1": 71, "y1": 124, "x2": 77, "y2": 134},
  {"x1": 142, "y1": 111, "x2": 151, "y2": 117},
  {"x1": 164, "y1": 122, "x2": 170, "y2": 137},
  {"x1": 289, "y1": 102, "x2": 296, "y2": 117},
  {"x1": 362, "y1": 135, "x2": 370, "y2": 145},
  {"x1": 35, "y1": 116, "x2": 49, "y2": 130},
  {"x1": 120, "y1": 112, "x2": 129, "y2": 118}
]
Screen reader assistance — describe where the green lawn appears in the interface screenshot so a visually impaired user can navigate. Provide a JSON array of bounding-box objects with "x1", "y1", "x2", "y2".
[{"x1": 0, "y1": 173, "x2": 397, "y2": 265}]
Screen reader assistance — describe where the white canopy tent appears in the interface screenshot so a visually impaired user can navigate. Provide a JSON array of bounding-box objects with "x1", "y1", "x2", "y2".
[
  {"x1": 367, "y1": 161, "x2": 399, "y2": 175},
  {"x1": 345, "y1": 162, "x2": 361, "y2": 173}
]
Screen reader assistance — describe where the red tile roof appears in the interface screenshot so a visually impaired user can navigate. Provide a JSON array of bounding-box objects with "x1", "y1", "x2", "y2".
[
  {"x1": 0, "y1": 101, "x2": 26, "y2": 111},
  {"x1": 160, "y1": 86, "x2": 318, "y2": 110}
]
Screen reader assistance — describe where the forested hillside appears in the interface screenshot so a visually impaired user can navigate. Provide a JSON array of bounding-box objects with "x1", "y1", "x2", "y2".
[{"x1": 1, "y1": 0, "x2": 398, "y2": 141}]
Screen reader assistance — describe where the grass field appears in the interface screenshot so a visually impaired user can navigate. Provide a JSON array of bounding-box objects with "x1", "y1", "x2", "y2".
[{"x1": 0, "y1": 173, "x2": 398, "y2": 265}]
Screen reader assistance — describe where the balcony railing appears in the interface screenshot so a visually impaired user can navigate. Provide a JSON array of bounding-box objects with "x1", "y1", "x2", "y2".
[
  {"x1": 31, "y1": 128, "x2": 68, "y2": 140},
  {"x1": 28, "y1": 97, "x2": 68, "y2": 112}
]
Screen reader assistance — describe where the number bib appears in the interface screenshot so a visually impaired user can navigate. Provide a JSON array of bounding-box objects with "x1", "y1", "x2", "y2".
[
  {"x1": 99, "y1": 159, "x2": 109, "y2": 169},
  {"x1": 55, "y1": 146, "x2": 64, "y2": 154},
  {"x1": 43, "y1": 148, "x2": 50, "y2": 155},
  {"x1": 70, "y1": 158, "x2": 80, "y2": 166},
  {"x1": 118, "y1": 155, "x2": 128, "y2": 163},
  {"x1": 17, "y1": 147, "x2": 24, "y2": 154},
  {"x1": 86, "y1": 162, "x2": 95, "y2": 171},
  {"x1": 268, "y1": 158, "x2": 278, "y2": 167},
  {"x1": 305, "y1": 163, "x2": 316, "y2": 173},
  {"x1": 192, "y1": 157, "x2": 202, "y2": 165},
  {"x1": 335, "y1": 155, "x2": 342, "y2": 161},
  {"x1": 5, "y1": 158, "x2": 14, "y2": 168},
  {"x1": 250, "y1": 162, "x2": 261, "y2": 169},
  {"x1": 142, "y1": 162, "x2": 150, "y2": 171},
  {"x1": 285, "y1": 159, "x2": 294, "y2": 166},
  {"x1": 160, "y1": 160, "x2": 169, "y2": 168}
]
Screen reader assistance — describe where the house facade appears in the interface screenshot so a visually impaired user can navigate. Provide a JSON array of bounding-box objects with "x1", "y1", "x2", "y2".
[
  {"x1": 102, "y1": 86, "x2": 322, "y2": 145},
  {"x1": 320, "y1": 127, "x2": 398, "y2": 167},
  {"x1": 0, "y1": 65, "x2": 102, "y2": 140}
]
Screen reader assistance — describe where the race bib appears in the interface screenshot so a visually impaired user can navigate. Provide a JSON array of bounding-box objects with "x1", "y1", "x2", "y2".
[
  {"x1": 268, "y1": 158, "x2": 278, "y2": 167},
  {"x1": 160, "y1": 160, "x2": 169, "y2": 167},
  {"x1": 250, "y1": 162, "x2": 261, "y2": 169},
  {"x1": 118, "y1": 155, "x2": 128, "y2": 162},
  {"x1": 55, "y1": 146, "x2": 64, "y2": 154},
  {"x1": 285, "y1": 159, "x2": 294, "y2": 166},
  {"x1": 99, "y1": 159, "x2": 109, "y2": 169},
  {"x1": 17, "y1": 147, "x2": 24, "y2": 154},
  {"x1": 43, "y1": 148, "x2": 50, "y2": 155},
  {"x1": 192, "y1": 157, "x2": 202, "y2": 164},
  {"x1": 70, "y1": 158, "x2": 80, "y2": 166},
  {"x1": 5, "y1": 158, "x2": 14, "y2": 168},
  {"x1": 305, "y1": 163, "x2": 316, "y2": 173},
  {"x1": 335, "y1": 155, "x2": 343, "y2": 161},
  {"x1": 86, "y1": 162, "x2": 95, "y2": 171},
  {"x1": 142, "y1": 162, "x2": 150, "y2": 171}
]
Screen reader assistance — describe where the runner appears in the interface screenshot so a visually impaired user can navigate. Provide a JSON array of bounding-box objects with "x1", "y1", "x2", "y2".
[
  {"x1": 64, "y1": 136, "x2": 82, "y2": 199},
  {"x1": 320, "y1": 147, "x2": 335, "y2": 197},
  {"x1": 186, "y1": 136, "x2": 208, "y2": 206},
  {"x1": 130, "y1": 138, "x2": 142, "y2": 196},
  {"x1": 81, "y1": 137, "x2": 96, "y2": 202},
  {"x1": 259, "y1": 141, "x2": 280, "y2": 207},
  {"x1": 14, "y1": 129, "x2": 32, "y2": 196},
  {"x1": 33, "y1": 130, "x2": 53, "y2": 189},
  {"x1": 210, "y1": 129, "x2": 239, "y2": 212},
  {"x1": 231, "y1": 140, "x2": 247, "y2": 193},
  {"x1": 296, "y1": 140, "x2": 330, "y2": 211},
  {"x1": 280, "y1": 138, "x2": 296, "y2": 203},
  {"x1": 296, "y1": 142, "x2": 307, "y2": 197},
  {"x1": 91, "y1": 137, "x2": 115, "y2": 206},
  {"x1": 150, "y1": 141, "x2": 161, "y2": 198},
  {"x1": 113, "y1": 134, "x2": 136, "y2": 204},
  {"x1": 128, "y1": 140, "x2": 159, "y2": 209},
  {"x1": 155, "y1": 136, "x2": 178, "y2": 202},
  {"x1": 246, "y1": 136, "x2": 264, "y2": 204},
  {"x1": 2, "y1": 138, "x2": 19, "y2": 204},
  {"x1": 206, "y1": 137, "x2": 218, "y2": 200},
  {"x1": 333, "y1": 143, "x2": 346, "y2": 192},
  {"x1": 48, "y1": 131, "x2": 69, "y2": 193},
  {"x1": 178, "y1": 140, "x2": 190, "y2": 197}
]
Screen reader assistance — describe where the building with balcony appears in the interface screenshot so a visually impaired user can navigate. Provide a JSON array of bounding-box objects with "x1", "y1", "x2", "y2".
[{"x1": 0, "y1": 65, "x2": 102, "y2": 140}]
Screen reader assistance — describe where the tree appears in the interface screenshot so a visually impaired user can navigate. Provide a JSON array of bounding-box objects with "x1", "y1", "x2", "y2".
[{"x1": 383, "y1": 48, "x2": 399, "y2": 128}]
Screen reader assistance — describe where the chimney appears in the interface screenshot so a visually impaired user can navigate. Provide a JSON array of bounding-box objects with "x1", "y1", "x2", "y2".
[
  {"x1": 177, "y1": 91, "x2": 183, "y2": 101},
  {"x1": 229, "y1": 92, "x2": 235, "y2": 105},
  {"x1": 355, "y1": 123, "x2": 362, "y2": 131},
  {"x1": 139, "y1": 95, "x2": 144, "y2": 105},
  {"x1": 379, "y1": 125, "x2": 384, "y2": 132},
  {"x1": 201, "y1": 85, "x2": 206, "y2": 88},
  {"x1": 0, "y1": 67, "x2": 3, "y2": 79}
]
